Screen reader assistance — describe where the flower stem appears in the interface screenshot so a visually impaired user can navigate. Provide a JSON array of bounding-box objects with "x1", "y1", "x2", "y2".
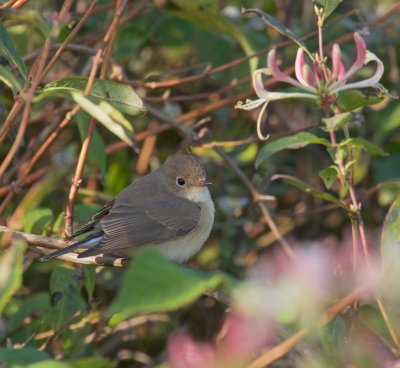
[{"x1": 317, "y1": 12, "x2": 330, "y2": 82}]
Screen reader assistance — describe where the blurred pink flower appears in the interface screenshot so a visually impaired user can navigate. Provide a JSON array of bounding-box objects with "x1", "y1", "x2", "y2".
[
  {"x1": 235, "y1": 33, "x2": 384, "y2": 140},
  {"x1": 167, "y1": 330, "x2": 216, "y2": 368},
  {"x1": 167, "y1": 313, "x2": 276, "y2": 368},
  {"x1": 217, "y1": 313, "x2": 276, "y2": 365}
]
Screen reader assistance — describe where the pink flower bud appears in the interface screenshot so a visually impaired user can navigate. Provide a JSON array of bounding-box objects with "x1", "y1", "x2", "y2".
[{"x1": 341, "y1": 33, "x2": 367, "y2": 82}]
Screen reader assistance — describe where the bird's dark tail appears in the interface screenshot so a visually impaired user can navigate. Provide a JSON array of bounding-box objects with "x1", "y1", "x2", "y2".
[{"x1": 40, "y1": 234, "x2": 102, "y2": 261}]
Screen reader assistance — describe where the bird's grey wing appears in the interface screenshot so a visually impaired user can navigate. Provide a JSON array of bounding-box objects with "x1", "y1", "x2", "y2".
[
  {"x1": 81, "y1": 195, "x2": 201, "y2": 256},
  {"x1": 70, "y1": 199, "x2": 115, "y2": 239}
]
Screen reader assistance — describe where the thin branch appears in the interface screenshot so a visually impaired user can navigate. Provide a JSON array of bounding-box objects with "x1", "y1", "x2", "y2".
[
  {"x1": 0, "y1": 0, "x2": 18, "y2": 8},
  {"x1": 143, "y1": 77, "x2": 249, "y2": 103},
  {"x1": 59, "y1": 0, "x2": 74, "y2": 19},
  {"x1": 63, "y1": 48, "x2": 102, "y2": 237},
  {"x1": 0, "y1": 167, "x2": 49, "y2": 197},
  {"x1": 24, "y1": 43, "x2": 96, "y2": 63},
  {"x1": 39, "y1": 0, "x2": 99, "y2": 81},
  {"x1": 0, "y1": 98, "x2": 24, "y2": 146},
  {"x1": 0, "y1": 226, "x2": 126, "y2": 267},
  {"x1": 64, "y1": 0, "x2": 128, "y2": 237},
  {"x1": 0, "y1": 105, "x2": 81, "y2": 217},
  {"x1": 214, "y1": 148, "x2": 295, "y2": 259},
  {"x1": 0, "y1": 41, "x2": 50, "y2": 179}
]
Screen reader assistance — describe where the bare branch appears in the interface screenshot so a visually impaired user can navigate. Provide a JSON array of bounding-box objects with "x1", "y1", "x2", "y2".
[{"x1": 0, "y1": 226, "x2": 126, "y2": 267}]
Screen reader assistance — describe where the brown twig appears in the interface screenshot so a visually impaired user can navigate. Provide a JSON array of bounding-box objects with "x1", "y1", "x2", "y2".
[
  {"x1": 201, "y1": 136, "x2": 258, "y2": 149},
  {"x1": 9, "y1": 0, "x2": 30, "y2": 8},
  {"x1": 136, "y1": 123, "x2": 158, "y2": 175},
  {"x1": 214, "y1": 148, "x2": 295, "y2": 259},
  {"x1": 59, "y1": 0, "x2": 74, "y2": 18},
  {"x1": 64, "y1": 0, "x2": 128, "y2": 237},
  {"x1": 63, "y1": 50, "x2": 102, "y2": 237},
  {"x1": 39, "y1": 0, "x2": 99, "y2": 81},
  {"x1": 0, "y1": 105, "x2": 82, "y2": 217},
  {"x1": 19, "y1": 106, "x2": 80, "y2": 181},
  {"x1": 0, "y1": 0, "x2": 18, "y2": 9},
  {"x1": 0, "y1": 167, "x2": 49, "y2": 197},
  {"x1": 0, "y1": 41, "x2": 50, "y2": 179},
  {"x1": 0, "y1": 98, "x2": 24, "y2": 147},
  {"x1": 142, "y1": 77, "x2": 249, "y2": 103},
  {"x1": 24, "y1": 43, "x2": 96, "y2": 63}
]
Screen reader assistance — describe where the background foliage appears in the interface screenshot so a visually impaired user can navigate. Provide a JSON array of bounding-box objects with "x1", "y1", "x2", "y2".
[{"x1": 1, "y1": 0, "x2": 400, "y2": 367}]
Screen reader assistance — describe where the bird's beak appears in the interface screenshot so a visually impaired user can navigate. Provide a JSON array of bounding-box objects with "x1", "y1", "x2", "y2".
[{"x1": 197, "y1": 180, "x2": 212, "y2": 187}]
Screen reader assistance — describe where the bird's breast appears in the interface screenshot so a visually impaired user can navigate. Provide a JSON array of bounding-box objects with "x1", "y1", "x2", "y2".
[{"x1": 152, "y1": 194, "x2": 214, "y2": 262}]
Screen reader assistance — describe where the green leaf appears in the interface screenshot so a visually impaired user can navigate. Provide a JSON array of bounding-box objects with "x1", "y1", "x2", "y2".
[
  {"x1": 72, "y1": 93, "x2": 138, "y2": 151},
  {"x1": 0, "y1": 22, "x2": 27, "y2": 79},
  {"x1": 68, "y1": 357, "x2": 115, "y2": 368},
  {"x1": 381, "y1": 196, "x2": 400, "y2": 269},
  {"x1": 314, "y1": 0, "x2": 342, "y2": 24},
  {"x1": 74, "y1": 203, "x2": 103, "y2": 225},
  {"x1": 0, "y1": 348, "x2": 49, "y2": 366},
  {"x1": 6, "y1": 9, "x2": 51, "y2": 39},
  {"x1": 36, "y1": 77, "x2": 147, "y2": 116},
  {"x1": 0, "y1": 65, "x2": 23, "y2": 97},
  {"x1": 0, "y1": 242, "x2": 27, "y2": 315},
  {"x1": 105, "y1": 150, "x2": 131, "y2": 196},
  {"x1": 20, "y1": 208, "x2": 53, "y2": 234},
  {"x1": 109, "y1": 250, "x2": 231, "y2": 325},
  {"x1": 256, "y1": 132, "x2": 331, "y2": 167},
  {"x1": 83, "y1": 266, "x2": 96, "y2": 300},
  {"x1": 272, "y1": 174, "x2": 348, "y2": 209},
  {"x1": 319, "y1": 166, "x2": 338, "y2": 190},
  {"x1": 373, "y1": 105, "x2": 400, "y2": 144},
  {"x1": 320, "y1": 316, "x2": 346, "y2": 352},
  {"x1": 76, "y1": 111, "x2": 107, "y2": 174},
  {"x1": 338, "y1": 89, "x2": 385, "y2": 112},
  {"x1": 7, "y1": 292, "x2": 50, "y2": 332},
  {"x1": 376, "y1": 181, "x2": 400, "y2": 207},
  {"x1": 322, "y1": 112, "x2": 352, "y2": 132},
  {"x1": 170, "y1": 1, "x2": 257, "y2": 72},
  {"x1": 339, "y1": 138, "x2": 389, "y2": 157},
  {"x1": 242, "y1": 8, "x2": 313, "y2": 60},
  {"x1": 26, "y1": 361, "x2": 73, "y2": 368},
  {"x1": 49, "y1": 265, "x2": 85, "y2": 330}
]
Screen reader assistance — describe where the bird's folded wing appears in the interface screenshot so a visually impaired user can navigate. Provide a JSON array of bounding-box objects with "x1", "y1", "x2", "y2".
[
  {"x1": 91, "y1": 195, "x2": 201, "y2": 254},
  {"x1": 70, "y1": 199, "x2": 115, "y2": 239}
]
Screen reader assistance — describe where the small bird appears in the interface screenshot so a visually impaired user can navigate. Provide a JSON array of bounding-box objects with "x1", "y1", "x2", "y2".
[{"x1": 41, "y1": 155, "x2": 214, "y2": 262}]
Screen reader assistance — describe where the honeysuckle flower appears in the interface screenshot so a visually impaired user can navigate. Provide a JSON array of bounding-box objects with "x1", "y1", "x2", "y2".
[{"x1": 236, "y1": 33, "x2": 384, "y2": 140}]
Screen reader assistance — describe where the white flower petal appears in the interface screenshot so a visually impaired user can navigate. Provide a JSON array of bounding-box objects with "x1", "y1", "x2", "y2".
[
  {"x1": 235, "y1": 98, "x2": 266, "y2": 110},
  {"x1": 257, "y1": 101, "x2": 270, "y2": 141}
]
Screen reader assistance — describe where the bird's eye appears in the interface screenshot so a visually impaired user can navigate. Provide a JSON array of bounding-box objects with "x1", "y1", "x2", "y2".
[{"x1": 176, "y1": 177, "x2": 186, "y2": 187}]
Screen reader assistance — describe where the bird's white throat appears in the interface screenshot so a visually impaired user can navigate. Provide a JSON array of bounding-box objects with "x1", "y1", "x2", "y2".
[{"x1": 184, "y1": 186, "x2": 212, "y2": 204}]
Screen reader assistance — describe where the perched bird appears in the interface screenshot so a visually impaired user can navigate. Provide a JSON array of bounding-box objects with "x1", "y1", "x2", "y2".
[{"x1": 41, "y1": 155, "x2": 214, "y2": 262}]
